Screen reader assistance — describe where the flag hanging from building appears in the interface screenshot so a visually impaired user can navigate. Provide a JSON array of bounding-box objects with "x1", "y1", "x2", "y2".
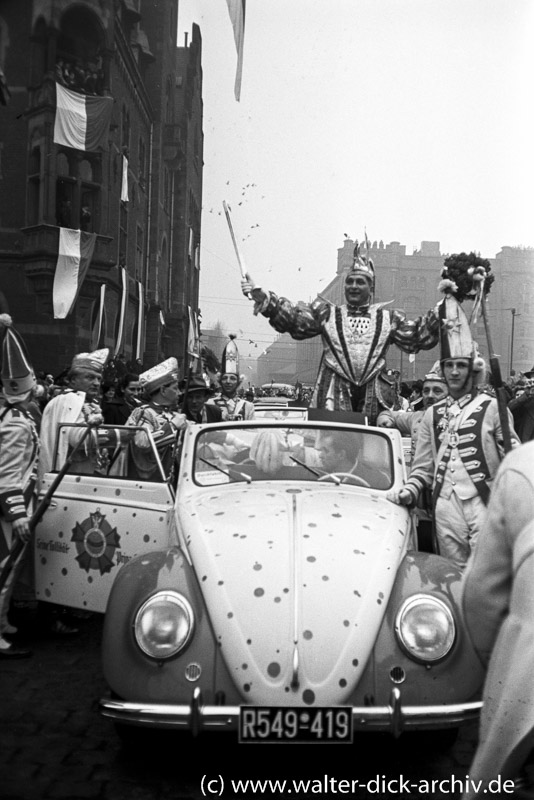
[
  {"x1": 121, "y1": 156, "x2": 129, "y2": 202},
  {"x1": 95, "y1": 284, "x2": 106, "y2": 347},
  {"x1": 225, "y1": 0, "x2": 246, "y2": 101},
  {"x1": 187, "y1": 306, "x2": 200, "y2": 365},
  {"x1": 136, "y1": 281, "x2": 144, "y2": 360},
  {"x1": 53, "y1": 227, "x2": 97, "y2": 319},
  {"x1": 115, "y1": 267, "x2": 127, "y2": 355},
  {"x1": 54, "y1": 82, "x2": 113, "y2": 152}
]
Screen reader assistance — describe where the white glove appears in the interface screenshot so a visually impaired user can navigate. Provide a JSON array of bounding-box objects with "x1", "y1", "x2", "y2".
[
  {"x1": 171, "y1": 412, "x2": 187, "y2": 431},
  {"x1": 241, "y1": 273, "x2": 267, "y2": 304}
]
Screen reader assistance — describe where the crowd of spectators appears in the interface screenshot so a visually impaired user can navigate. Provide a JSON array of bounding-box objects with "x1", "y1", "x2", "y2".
[{"x1": 55, "y1": 58, "x2": 104, "y2": 96}]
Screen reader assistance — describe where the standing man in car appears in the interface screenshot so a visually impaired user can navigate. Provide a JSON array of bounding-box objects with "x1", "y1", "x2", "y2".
[{"x1": 241, "y1": 240, "x2": 440, "y2": 424}]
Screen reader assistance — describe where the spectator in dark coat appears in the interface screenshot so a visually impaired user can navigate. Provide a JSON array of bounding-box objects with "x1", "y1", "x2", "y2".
[
  {"x1": 102, "y1": 373, "x2": 141, "y2": 426},
  {"x1": 508, "y1": 373, "x2": 534, "y2": 443}
]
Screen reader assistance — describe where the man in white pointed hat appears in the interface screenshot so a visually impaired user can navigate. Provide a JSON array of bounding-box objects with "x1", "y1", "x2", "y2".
[
  {"x1": 241, "y1": 241, "x2": 440, "y2": 424},
  {"x1": 38, "y1": 346, "x2": 113, "y2": 483},
  {"x1": 387, "y1": 294, "x2": 520, "y2": 568},
  {"x1": 126, "y1": 357, "x2": 186, "y2": 481},
  {"x1": 208, "y1": 335, "x2": 254, "y2": 421},
  {"x1": 0, "y1": 315, "x2": 38, "y2": 657}
]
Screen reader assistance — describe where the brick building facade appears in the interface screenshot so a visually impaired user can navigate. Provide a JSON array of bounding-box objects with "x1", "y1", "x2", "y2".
[{"x1": 0, "y1": 0, "x2": 202, "y2": 378}]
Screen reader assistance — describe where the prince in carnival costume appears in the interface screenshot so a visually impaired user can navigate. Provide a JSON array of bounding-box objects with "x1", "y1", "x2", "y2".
[{"x1": 241, "y1": 241, "x2": 440, "y2": 424}]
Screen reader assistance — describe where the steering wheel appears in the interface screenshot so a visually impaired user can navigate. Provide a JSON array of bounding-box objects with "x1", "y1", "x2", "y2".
[{"x1": 317, "y1": 472, "x2": 370, "y2": 487}]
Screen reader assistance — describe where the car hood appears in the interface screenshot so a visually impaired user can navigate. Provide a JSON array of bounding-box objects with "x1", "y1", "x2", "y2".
[{"x1": 179, "y1": 484, "x2": 410, "y2": 706}]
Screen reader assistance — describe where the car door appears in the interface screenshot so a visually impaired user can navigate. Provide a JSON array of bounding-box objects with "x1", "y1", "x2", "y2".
[{"x1": 34, "y1": 424, "x2": 177, "y2": 613}]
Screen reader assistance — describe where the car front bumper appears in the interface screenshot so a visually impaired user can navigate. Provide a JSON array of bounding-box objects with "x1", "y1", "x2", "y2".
[{"x1": 100, "y1": 687, "x2": 482, "y2": 738}]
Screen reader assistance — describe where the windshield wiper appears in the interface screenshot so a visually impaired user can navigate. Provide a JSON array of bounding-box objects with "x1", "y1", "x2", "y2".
[
  {"x1": 288, "y1": 455, "x2": 342, "y2": 484},
  {"x1": 198, "y1": 456, "x2": 252, "y2": 484},
  {"x1": 289, "y1": 455, "x2": 321, "y2": 477}
]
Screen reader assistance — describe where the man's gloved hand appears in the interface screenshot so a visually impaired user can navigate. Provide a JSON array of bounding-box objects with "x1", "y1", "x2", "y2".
[
  {"x1": 386, "y1": 488, "x2": 415, "y2": 506},
  {"x1": 171, "y1": 412, "x2": 187, "y2": 431},
  {"x1": 13, "y1": 516, "x2": 31, "y2": 543},
  {"x1": 241, "y1": 272, "x2": 267, "y2": 304}
]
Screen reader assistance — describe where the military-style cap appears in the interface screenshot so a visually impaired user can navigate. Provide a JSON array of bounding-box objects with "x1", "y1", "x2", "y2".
[
  {"x1": 139, "y1": 357, "x2": 179, "y2": 395},
  {"x1": 0, "y1": 314, "x2": 36, "y2": 397},
  {"x1": 221, "y1": 334, "x2": 239, "y2": 377},
  {"x1": 71, "y1": 347, "x2": 109, "y2": 375},
  {"x1": 438, "y1": 296, "x2": 478, "y2": 362},
  {"x1": 424, "y1": 360, "x2": 446, "y2": 384}
]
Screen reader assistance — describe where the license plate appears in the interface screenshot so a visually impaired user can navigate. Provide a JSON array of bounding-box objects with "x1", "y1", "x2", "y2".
[{"x1": 239, "y1": 706, "x2": 353, "y2": 743}]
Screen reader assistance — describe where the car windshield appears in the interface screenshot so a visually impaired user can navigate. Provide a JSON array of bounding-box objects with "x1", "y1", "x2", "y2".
[{"x1": 193, "y1": 425, "x2": 393, "y2": 489}]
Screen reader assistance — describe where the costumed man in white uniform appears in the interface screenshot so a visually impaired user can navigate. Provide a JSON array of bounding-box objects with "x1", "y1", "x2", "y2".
[
  {"x1": 387, "y1": 293, "x2": 519, "y2": 568},
  {"x1": 460, "y1": 442, "x2": 534, "y2": 798},
  {"x1": 241, "y1": 241, "x2": 440, "y2": 424},
  {"x1": 208, "y1": 335, "x2": 254, "y2": 421},
  {"x1": 38, "y1": 347, "x2": 112, "y2": 482},
  {"x1": 0, "y1": 316, "x2": 39, "y2": 658},
  {"x1": 126, "y1": 357, "x2": 186, "y2": 481}
]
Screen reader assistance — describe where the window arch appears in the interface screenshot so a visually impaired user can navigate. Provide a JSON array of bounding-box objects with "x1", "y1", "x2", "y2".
[{"x1": 56, "y1": 6, "x2": 105, "y2": 96}]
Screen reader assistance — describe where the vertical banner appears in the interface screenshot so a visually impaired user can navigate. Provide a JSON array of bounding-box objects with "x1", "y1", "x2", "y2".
[
  {"x1": 53, "y1": 227, "x2": 96, "y2": 319},
  {"x1": 95, "y1": 283, "x2": 106, "y2": 347},
  {"x1": 121, "y1": 156, "x2": 129, "y2": 202},
  {"x1": 114, "y1": 267, "x2": 127, "y2": 355},
  {"x1": 225, "y1": 0, "x2": 246, "y2": 101},
  {"x1": 136, "y1": 281, "x2": 144, "y2": 360},
  {"x1": 188, "y1": 227, "x2": 194, "y2": 260},
  {"x1": 187, "y1": 306, "x2": 200, "y2": 368}
]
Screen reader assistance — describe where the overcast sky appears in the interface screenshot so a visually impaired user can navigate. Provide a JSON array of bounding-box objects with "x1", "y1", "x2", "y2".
[{"x1": 178, "y1": 0, "x2": 534, "y2": 355}]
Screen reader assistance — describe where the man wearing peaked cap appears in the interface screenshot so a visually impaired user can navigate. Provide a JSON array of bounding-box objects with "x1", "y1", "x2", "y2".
[
  {"x1": 377, "y1": 361, "x2": 448, "y2": 462},
  {"x1": 208, "y1": 335, "x2": 254, "y2": 421},
  {"x1": 241, "y1": 239, "x2": 440, "y2": 424},
  {"x1": 38, "y1": 346, "x2": 112, "y2": 484},
  {"x1": 388, "y1": 293, "x2": 521, "y2": 568},
  {"x1": 0, "y1": 315, "x2": 38, "y2": 657},
  {"x1": 126, "y1": 357, "x2": 187, "y2": 481}
]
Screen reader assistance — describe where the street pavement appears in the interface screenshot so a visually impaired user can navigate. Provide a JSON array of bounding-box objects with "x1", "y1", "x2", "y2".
[{"x1": 0, "y1": 604, "x2": 480, "y2": 800}]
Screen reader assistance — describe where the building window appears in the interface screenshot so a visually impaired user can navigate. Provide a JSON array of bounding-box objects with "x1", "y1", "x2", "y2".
[
  {"x1": 121, "y1": 104, "x2": 130, "y2": 153},
  {"x1": 27, "y1": 146, "x2": 41, "y2": 226},
  {"x1": 55, "y1": 151, "x2": 101, "y2": 231},
  {"x1": 138, "y1": 136, "x2": 146, "y2": 190}
]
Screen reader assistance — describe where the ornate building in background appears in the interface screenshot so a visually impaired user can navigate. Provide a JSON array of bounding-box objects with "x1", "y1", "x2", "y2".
[
  {"x1": 0, "y1": 0, "x2": 202, "y2": 376},
  {"x1": 257, "y1": 239, "x2": 534, "y2": 387}
]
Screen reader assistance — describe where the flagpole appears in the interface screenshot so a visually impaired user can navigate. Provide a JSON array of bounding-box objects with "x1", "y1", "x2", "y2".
[{"x1": 480, "y1": 293, "x2": 513, "y2": 453}]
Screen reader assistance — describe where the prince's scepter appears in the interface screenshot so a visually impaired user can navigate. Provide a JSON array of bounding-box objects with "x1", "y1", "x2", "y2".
[{"x1": 222, "y1": 201, "x2": 252, "y2": 299}]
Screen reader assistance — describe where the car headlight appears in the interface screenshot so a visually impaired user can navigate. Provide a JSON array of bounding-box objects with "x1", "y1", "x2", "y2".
[
  {"x1": 134, "y1": 592, "x2": 194, "y2": 660},
  {"x1": 394, "y1": 594, "x2": 455, "y2": 663}
]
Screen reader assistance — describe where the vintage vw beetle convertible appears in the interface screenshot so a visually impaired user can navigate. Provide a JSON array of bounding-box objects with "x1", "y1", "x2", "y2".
[{"x1": 93, "y1": 418, "x2": 483, "y2": 743}]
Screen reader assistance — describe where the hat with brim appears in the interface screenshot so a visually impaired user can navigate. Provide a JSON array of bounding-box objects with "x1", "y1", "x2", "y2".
[
  {"x1": 139, "y1": 357, "x2": 179, "y2": 395},
  {"x1": 180, "y1": 374, "x2": 215, "y2": 395},
  {"x1": 71, "y1": 348, "x2": 109, "y2": 375}
]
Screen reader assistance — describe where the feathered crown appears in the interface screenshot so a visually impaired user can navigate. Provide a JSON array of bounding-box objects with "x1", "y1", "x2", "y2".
[{"x1": 347, "y1": 237, "x2": 375, "y2": 285}]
